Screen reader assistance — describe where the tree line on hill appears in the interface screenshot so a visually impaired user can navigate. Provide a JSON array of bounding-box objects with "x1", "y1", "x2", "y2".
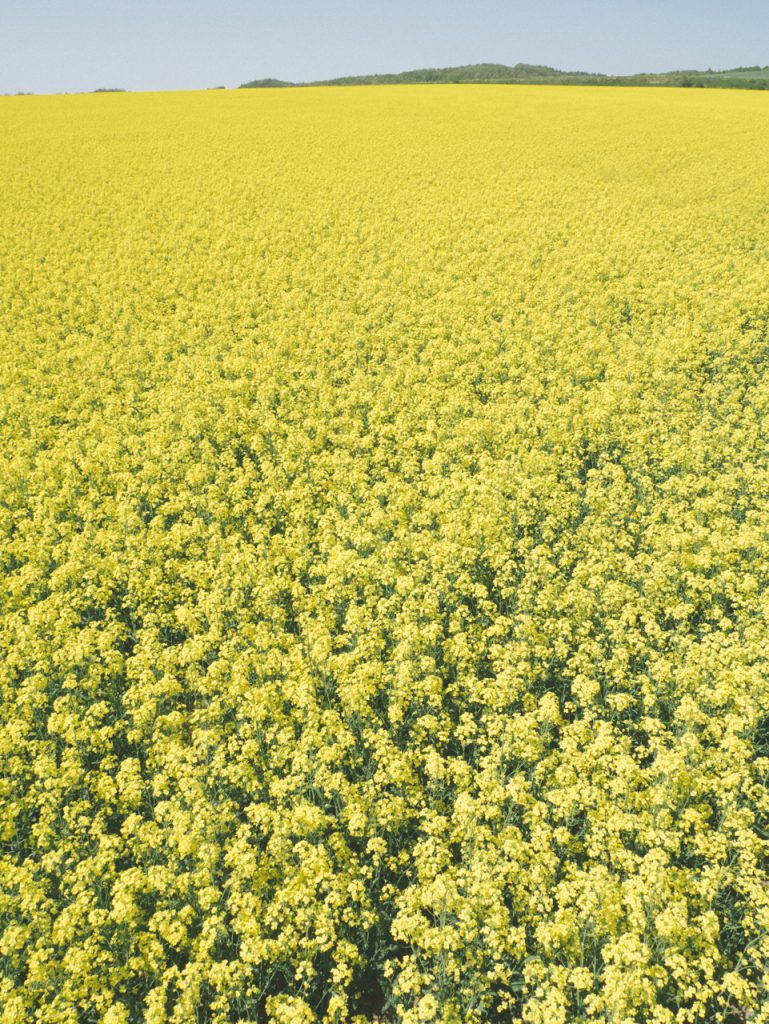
[{"x1": 240, "y1": 61, "x2": 769, "y2": 90}]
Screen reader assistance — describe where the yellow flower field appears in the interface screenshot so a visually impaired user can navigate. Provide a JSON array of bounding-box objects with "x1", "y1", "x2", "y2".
[{"x1": 1, "y1": 84, "x2": 769, "y2": 1023}]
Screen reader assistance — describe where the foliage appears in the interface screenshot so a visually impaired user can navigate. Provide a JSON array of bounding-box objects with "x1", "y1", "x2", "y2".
[
  {"x1": 1, "y1": 85, "x2": 769, "y2": 1023},
  {"x1": 239, "y1": 79, "x2": 294, "y2": 89},
  {"x1": 239, "y1": 63, "x2": 600, "y2": 88},
  {"x1": 238, "y1": 62, "x2": 769, "y2": 91}
]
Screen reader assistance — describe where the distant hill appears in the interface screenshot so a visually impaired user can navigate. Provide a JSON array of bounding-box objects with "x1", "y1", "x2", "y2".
[
  {"x1": 239, "y1": 78, "x2": 294, "y2": 89},
  {"x1": 240, "y1": 62, "x2": 769, "y2": 90},
  {"x1": 315, "y1": 63, "x2": 604, "y2": 86}
]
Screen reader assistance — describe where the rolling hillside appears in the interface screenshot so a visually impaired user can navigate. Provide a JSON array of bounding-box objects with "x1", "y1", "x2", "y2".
[{"x1": 240, "y1": 60, "x2": 769, "y2": 89}]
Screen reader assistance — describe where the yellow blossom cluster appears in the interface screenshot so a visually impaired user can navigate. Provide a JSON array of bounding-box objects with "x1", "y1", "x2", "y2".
[{"x1": 1, "y1": 84, "x2": 769, "y2": 1023}]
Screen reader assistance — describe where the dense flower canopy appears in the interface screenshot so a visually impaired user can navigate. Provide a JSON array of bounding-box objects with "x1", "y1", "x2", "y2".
[{"x1": 1, "y1": 84, "x2": 769, "y2": 1023}]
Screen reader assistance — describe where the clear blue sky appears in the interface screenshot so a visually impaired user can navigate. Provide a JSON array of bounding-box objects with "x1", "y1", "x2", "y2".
[{"x1": 1, "y1": 0, "x2": 768, "y2": 94}]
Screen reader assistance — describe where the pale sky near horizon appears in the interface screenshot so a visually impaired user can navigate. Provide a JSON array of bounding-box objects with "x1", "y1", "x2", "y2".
[{"x1": 1, "y1": 0, "x2": 767, "y2": 95}]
